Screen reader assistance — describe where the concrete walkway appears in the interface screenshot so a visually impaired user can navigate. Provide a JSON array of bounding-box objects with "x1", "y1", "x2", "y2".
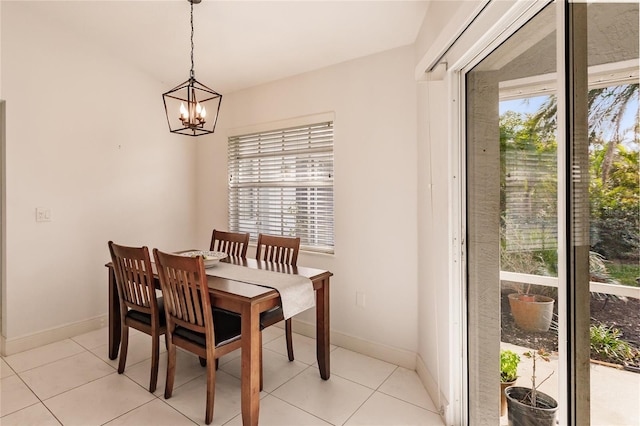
[{"x1": 500, "y1": 342, "x2": 640, "y2": 425}]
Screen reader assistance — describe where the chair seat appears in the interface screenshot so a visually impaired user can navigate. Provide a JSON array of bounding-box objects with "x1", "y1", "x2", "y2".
[
  {"x1": 126, "y1": 297, "x2": 166, "y2": 327},
  {"x1": 260, "y1": 306, "x2": 284, "y2": 328},
  {"x1": 213, "y1": 307, "x2": 284, "y2": 331},
  {"x1": 174, "y1": 310, "x2": 242, "y2": 348}
]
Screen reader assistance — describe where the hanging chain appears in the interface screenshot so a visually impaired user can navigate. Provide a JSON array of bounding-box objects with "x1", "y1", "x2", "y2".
[{"x1": 190, "y1": 0, "x2": 195, "y2": 79}]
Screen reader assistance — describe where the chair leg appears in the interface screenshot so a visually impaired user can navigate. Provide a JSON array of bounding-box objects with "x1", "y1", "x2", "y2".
[
  {"x1": 205, "y1": 355, "x2": 216, "y2": 425},
  {"x1": 149, "y1": 333, "x2": 160, "y2": 393},
  {"x1": 118, "y1": 324, "x2": 129, "y2": 374},
  {"x1": 164, "y1": 340, "x2": 177, "y2": 399},
  {"x1": 260, "y1": 332, "x2": 264, "y2": 391},
  {"x1": 285, "y1": 319, "x2": 294, "y2": 361}
]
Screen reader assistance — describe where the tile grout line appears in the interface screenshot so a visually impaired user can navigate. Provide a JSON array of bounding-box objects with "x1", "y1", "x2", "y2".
[
  {"x1": 10, "y1": 343, "x2": 158, "y2": 426},
  {"x1": 266, "y1": 391, "x2": 339, "y2": 426},
  {"x1": 4, "y1": 328, "x2": 443, "y2": 425},
  {"x1": 3, "y1": 339, "x2": 86, "y2": 375},
  {"x1": 336, "y1": 365, "x2": 402, "y2": 424},
  {"x1": 2, "y1": 364, "x2": 64, "y2": 424}
]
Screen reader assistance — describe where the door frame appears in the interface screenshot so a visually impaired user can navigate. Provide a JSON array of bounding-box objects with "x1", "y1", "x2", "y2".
[{"x1": 445, "y1": 1, "x2": 572, "y2": 424}]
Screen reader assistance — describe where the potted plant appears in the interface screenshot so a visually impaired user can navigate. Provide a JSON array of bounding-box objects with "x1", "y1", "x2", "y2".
[
  {"x1": 500, "y1": 245, "x2": 556, "y2": 333},
  {"x1": 505, "y1": 348, "x2": 558, "y2": 426},
  {"x1": 500, "y1": 349, "x2": 520, "y2": 416}
]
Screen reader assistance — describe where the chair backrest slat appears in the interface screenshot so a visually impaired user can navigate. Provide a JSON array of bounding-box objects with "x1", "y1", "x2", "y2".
[
  {"x1": 154, "y1": 249, "x2": 214, "y2": 341},
  {"x1": 210, "y1": 229, "x2": 250, "y2": 258},
  {"x1": 108, "y1": 241, "x2": 158, "y2": 318},
  {"x1": 255, "y1": 234, "x2": 300, "y2": 266}
]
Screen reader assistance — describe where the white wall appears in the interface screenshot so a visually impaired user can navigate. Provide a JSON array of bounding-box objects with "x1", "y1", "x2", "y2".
[
  {"x1": 195, "y1": 46, "x2": 420, "y2": 359},
  {"x1": 417, "y1": 77, "x2": 451, "y2": 411},
  {"x1": 0, "y1": 4, "x2": 502, "y2": 422},
  {"x1": 0, "y1": 2, "x2": 199, "y2": 352},
  {"x1": 414, "y1": 1, "x2": 485, "y2": 421}
]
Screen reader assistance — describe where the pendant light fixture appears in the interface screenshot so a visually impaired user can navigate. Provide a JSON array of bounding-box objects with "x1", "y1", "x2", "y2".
[{"x1": 163, "y1": 0, "x2": 222, "y2": 136}]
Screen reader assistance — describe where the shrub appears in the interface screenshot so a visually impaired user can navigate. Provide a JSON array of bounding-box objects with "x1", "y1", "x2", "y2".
[
  {"x1": 590, "y1": 324, "x2": 636, "y2": 362},
  {"x1": 500, "y1": 349, "x2": 520, "y2": 382}
]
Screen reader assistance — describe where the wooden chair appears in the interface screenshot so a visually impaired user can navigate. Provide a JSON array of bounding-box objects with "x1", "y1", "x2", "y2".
[
  {"x1": 108, "y1": 241, "x2": 166, "y2": 393},
  {"x1": 153, "y1": 248, "x2": 242, "y2": 425},
  {"x1": 256, "y1": 233, "x2": 301, "y2": 361},
  {"x1": 209, "y1": 229, "x2": 249, "y2": 258}
]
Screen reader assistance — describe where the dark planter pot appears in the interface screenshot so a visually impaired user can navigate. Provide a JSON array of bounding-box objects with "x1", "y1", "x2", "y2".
[
  {"x1": 505, "y1": 386, "x2": 558, "y2": 426},
  {"x1": 508, "y1": 293, "x2": 555, "y2": 332}
]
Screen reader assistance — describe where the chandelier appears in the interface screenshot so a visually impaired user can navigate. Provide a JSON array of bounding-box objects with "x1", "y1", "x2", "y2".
[{"x1": 162, "y1": 0, "x2": 222, "y2": 136}]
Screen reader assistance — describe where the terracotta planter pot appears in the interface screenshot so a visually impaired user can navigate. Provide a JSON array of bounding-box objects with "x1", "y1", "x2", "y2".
[
  {"x1": 519, "y1": 295, "x2": 536, "y2": 302},
  {"x1": 508, "y1": 293, "x2": 555, "y2": 332},
  {"x1": 501, "y1": 380, "x2": 516, "y2": 416}
]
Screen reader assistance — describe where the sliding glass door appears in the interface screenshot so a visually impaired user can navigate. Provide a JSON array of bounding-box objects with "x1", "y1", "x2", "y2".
[
  {"x1": 464, "y1": 2, "x2": 638, "y2": 424},
  {"x1": 466, "y1": 4, "x2": 561, "y2": 424}
]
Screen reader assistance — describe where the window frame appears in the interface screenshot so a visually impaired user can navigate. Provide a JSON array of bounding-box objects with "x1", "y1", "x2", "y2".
[{"x1": 227, "y1": 114, "x2": 335, "y2": 254}]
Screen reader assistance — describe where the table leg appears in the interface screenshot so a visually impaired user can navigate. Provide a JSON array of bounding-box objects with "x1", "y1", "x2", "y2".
[
  {"x1": 108, "y1": 267, "x2": 121, "y2": 360},
  {"x1": 316, "y1": 278, "x2": 330, "y2": 380},
  {"x1": 241, "y1": 304, "x2": 261, "y2": 426}
]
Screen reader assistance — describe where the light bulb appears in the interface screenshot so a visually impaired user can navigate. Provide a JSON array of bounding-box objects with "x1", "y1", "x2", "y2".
[{"x1": 201, "y1": 106, "x2": 207, "y2": 118}]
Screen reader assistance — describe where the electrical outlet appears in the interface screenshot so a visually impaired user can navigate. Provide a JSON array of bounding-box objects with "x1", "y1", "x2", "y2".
[
  {"x1": 36, "y1": 207, "x2": 51, "y2": 222},
  {"x1": 356, "y1": 291, "x2": 366, "y2": 308}
]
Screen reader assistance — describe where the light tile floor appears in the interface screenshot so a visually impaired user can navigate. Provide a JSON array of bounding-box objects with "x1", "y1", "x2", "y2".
[{"x1": 1, "y1": 326, "x2": 444, "y2": 425}]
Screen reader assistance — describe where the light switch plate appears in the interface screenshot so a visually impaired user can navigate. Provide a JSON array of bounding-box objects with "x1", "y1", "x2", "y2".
[{"x1": 36, "y1": 207, "x2": 51, "y2": 222}]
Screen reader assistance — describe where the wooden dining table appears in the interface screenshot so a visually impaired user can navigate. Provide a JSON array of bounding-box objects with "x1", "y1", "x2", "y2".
[{"x1": 106, "y1": 255, "x2": 332, "y2": 425}]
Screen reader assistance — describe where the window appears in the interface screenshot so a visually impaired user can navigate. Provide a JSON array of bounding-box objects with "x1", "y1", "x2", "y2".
[{"x1": 228, "y1": 121, "x2": 334, "y2": 253}]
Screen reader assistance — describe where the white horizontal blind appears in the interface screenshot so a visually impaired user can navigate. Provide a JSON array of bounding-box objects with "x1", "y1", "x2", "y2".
[
  {"x1": 504, "y1": 148, "x2": 558, "y2": 251},
  {"x1": 228, "y1": 121, "x2": 334, "y2": 252}
]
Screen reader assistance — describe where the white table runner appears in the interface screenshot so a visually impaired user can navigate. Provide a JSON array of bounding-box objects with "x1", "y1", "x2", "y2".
[{"x1": 206, "y1": 262, "x2": 315, "y2": 319}]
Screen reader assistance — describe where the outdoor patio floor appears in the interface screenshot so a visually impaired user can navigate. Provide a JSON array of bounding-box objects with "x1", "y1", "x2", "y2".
[{"x1": 500, "y1": 342, "x2": 640, "y2": 426}]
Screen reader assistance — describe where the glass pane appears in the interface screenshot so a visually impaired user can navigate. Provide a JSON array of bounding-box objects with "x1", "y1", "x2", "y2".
[
  {"x1": 586, "y1": 3, "x2": 640, "y2": 425},
  {"x1": 464, "y1": 3, "x2": 561, "y2": 424}
]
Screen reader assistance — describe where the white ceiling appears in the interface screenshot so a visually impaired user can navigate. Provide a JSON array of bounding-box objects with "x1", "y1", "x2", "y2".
[{"x1": 24, "y1": 0, "x2": 430, "y2": 94}]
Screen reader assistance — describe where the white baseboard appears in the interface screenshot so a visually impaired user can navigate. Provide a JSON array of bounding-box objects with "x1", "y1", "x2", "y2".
[
  {"x1": 290, "y1": 318, "x2": 417, "y2": 369},
  {"x1": 416, "y1": 353, "x2": 449, "y2": 424},
  {"x1": 1, "y1": 315, "x2": 108, "y2": 356}
]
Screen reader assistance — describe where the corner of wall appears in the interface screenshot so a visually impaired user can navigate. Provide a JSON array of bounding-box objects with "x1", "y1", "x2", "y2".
[
  {"x1": 291, "y1": 318, "x2": 417, "y2": 370},
  {"x1": 416, "y1": 352, "x2": 449, "y2": 424},
  {"x1": 0, "y1": 100, "x2": 5, "y2": 346}
]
